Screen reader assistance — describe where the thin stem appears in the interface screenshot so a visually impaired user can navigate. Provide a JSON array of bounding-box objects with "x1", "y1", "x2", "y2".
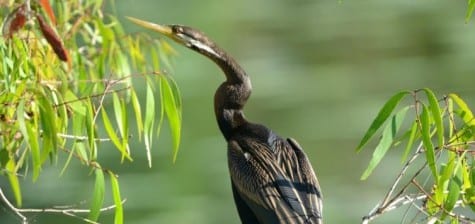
[
  {"x1": 0, "y1": 187, "x2": 27, "y2": 223},
  {"x1": 0, "y1": 186, "x2": 125, "y2": 224}
]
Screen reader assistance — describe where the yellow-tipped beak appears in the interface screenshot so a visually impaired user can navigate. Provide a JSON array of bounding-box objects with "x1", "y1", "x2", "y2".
[{"x1": 126, "y1": 16, "x2": 173, "y2": 37}]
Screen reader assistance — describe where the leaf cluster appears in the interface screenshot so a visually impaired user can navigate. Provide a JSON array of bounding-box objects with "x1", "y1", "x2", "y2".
[
  {"x1": 358, "y1": 89, "x2": 475, "y2": 223},
  {"x1": 0, "y1": 1, "x2": 182, "y2": 223}
]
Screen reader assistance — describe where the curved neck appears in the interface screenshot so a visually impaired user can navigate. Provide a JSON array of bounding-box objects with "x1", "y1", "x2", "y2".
[{"x1": 201, "y1": 46, "x2": 252, "y2": 140}]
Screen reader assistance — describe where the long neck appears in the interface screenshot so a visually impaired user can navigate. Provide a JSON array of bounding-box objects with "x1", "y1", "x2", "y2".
[{"x1": 202, "y1": 46, "x2": 252, "y2": 140}]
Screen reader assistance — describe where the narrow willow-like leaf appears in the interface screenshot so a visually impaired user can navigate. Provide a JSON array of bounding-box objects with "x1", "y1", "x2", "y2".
[
  {"x1": 85, "y1": 100, "x2": 96, "y2": 160},
  {"x1": 447, "y1": 97, "x2": 454, "y2": 139},
  {"x1": 110, "y1": 93, "x2": 130, "y2": 161},
  {"x1": 59, "y1": 143, "x2": 76, "y2": 176},
  {"x1": 401, "y1": 121, "x2": 418, "y2": 163},
  {"x1": 360, "y1": 107, "x2": 408, "y2": 180},
  {"x1": 446, "y1": 96, "x2": 475, "y2": 143},
  {"x1": 112, "y1": 93, "x2": 124, "y2": 137},
  {"x1": 440, "y1": 152, "x2": 456, "y2": 190},
  {"x1": 158, "y1": 39, "x2": 176, "y2": 72},
  {"x1": 167, "y1": 77, "x2": 182, "y2": 111},
  {"x1": 6, "y1": 159, "x2": 21, "y2": 207},
  {"x1": 18, "y1": 100, "x2": 41, "y2": 181},
  {"x1": 161, "y1": 76, "x2": 182, "y2": 163},
  {"x1": 53, "y1": 91, "x2": 68, "y2": 144},
  {"x1": 421, "y1": 105, "x2": 438, "y2": 179},
  {"x1": 109, "y1": 171, "x2": 123, "y2": 224},
  {"x1": 38, "y1": 92, "x2": 58, "y2": 161},
  {"x1": 461, "y1": 154, "x2": 471, "y2": 191},
  {"x1": 117, "y1": 53, "x2": 131, "y2": 81},
  {"x1": 130, "y1": 89, "x2": 143, "y2": 140},
  {"x1": 427, "y1": 190, "x2": 443, "y2": 215},
  {"x1": 72, "y1": 113, "x2": 88, "y2": 162},
  {"x1": 449, "y1": 93, "x2": 474, "y2": 125},
  {"x1": 144, "y1": 83, "x2": 155, "y2": 167},
  {"x1": 356, "y1": 91, "x2": 410, "y2": 152},
  {"x1": 423, "y1": 88, "x2": 444, "y2": 148},
  {"x1": 445, "y1": 180, "x2": 460, "y2": 213},
  {"x1": 64, "y1": 90, "x2": 86, "y2": 116},
  {"x1": 465, "y1": 193, "x2": 475, "y2": 213},
  {"x1": 127, "y1": 36, "x2": 143, "y2": 71},
  {"x1": 101, "y1": 108, "x2": 131, "y2": 161},
  {"x1": 89, "y1": 168, "x2": 105, "y2": 221},
  {"x1": 155, "y1": 78, "x2": 165, "y2": 151},
  {"x1": 467, "y1": 0, "x2": 475, "y2": 23},
  {"x1": 150, "y1": 42, "x2": 161, "y2": 71},
  {"x1": 467, "y1": 164, "x2": 475, "y2": 211},
  {"x1": 97, "y1": 19, "x2": 115, "y2": 50},
  {"x1": 120, "y1": 98, "x2": 130, "y2": 160}
]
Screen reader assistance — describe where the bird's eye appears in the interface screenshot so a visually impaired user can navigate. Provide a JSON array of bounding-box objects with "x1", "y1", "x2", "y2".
[{"x1": 173, "y1": 26, "x2": 183, "y2": 33}]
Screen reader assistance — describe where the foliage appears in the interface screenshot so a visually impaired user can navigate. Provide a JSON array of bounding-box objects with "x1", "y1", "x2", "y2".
[
  {"x1": 467, "y1": 0, "x2": 475, "y2": 22},
  {"x1": 0, "y1": 0, "x2": 181, "y2": 223},
  {"x1": 358, "y1": 89, "x2": 475, "y2": 223}
]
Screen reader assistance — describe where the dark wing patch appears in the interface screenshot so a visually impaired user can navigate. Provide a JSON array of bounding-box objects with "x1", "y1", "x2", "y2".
[
  {"x1": 228, "y1": 138, "x2": 323, "y2": 223},
  {"x1": 287, "y1": 138, "x2": 323, "y2": 222}
]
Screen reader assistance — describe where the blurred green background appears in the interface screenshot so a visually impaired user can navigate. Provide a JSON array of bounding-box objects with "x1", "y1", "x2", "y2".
[{"x1": 2, "y1": 0, "x2": 475, "y2": 223}]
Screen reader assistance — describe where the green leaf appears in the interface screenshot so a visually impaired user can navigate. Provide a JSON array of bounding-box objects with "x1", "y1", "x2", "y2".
[
  {"x1": 356, "y1": 91, "x2": 410, "y2": 152},
  {"x1": 112, "y1": 93, "x2": 130, "y2": 161},
  {"x1": 101, "y1": 108, "x2": 131, "y2": 161},
  {"x1": 120, "y1": 98, "x2": 129, "y2": 161},
  {"x1": 38, "y1": 91, "x2": 58, "y2": 163},
  {"x1": 85, "y1": 100, "x2": 97, "y2": 160},
  {"x1": 72, "y1": 113, "x2": 88, "y2": 162},
  {"x1": 401, "y1": 121, "x2": 418, "y2": 163},
  {"x1": 360, "y1": 107, "x2": 408, "y2": 180},
  {"x1": 466, "y1": 0, "x2": 475, "y2": 23},
  {"x1": 144, "y1": 83, "x2": 155, "y2": 167},
  {"x1": 421, "y1": 104, "x2": 438, "y2": 179},
  {"x1": 161, "y1": 76, "x2": 182, "y2": 163},
  {"x1": 89, "y1": 168, "x2": 105, "y2": 221},
  {"x1": 109, "y1": 171, "x2": 123, "y2": 224},
  {"x1": 447, "y1": 97, "x2": 455, "y2": 138},
  {"x1": 167, "y1": 77, "x2": 182, "y2": 110},
  {"x1": 17, "y1": 100, "x2": 41, "y2": 181},
  {"x1": 462, "y1": 157, "x2": 471, "y2": 191},
  {"x1": 6, "y1": 159, "x2": 22, "y2": 207},
  {"x1": 150, "y1": 42, "x2": 161, "y2": 71},
  {"x1": 60, "y1": 142, "x2": 76, "y2": 176},
  {"x1": 156, "y1": 77, "x2": 165, "y2": 143},
  {"x1": 449, "y1": 93, "x2": 474, "y2": 125},
  {"x1": 113, "y1": 93, "x2": 124, "y2": 137},
  {"x1": 445, "y1": 180, "x2": 460, "y2": 212},
  {"x1": 64, "y1": 90, "x2": 86, "y2": 116},
  {"x1": 130, "y1": 89, "x2": 143, "y2": 140},
  {"x1": 423, "y1": 88, "x2": 444, "y2": 148},
  {"x1": 440, "y1": 152, "x2": 456, "y2": 191}
]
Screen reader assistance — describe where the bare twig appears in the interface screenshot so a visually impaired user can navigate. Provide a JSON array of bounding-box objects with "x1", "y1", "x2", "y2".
[
  {"x1": 0, "y1": 186, "x2": 126, "y2": 224},
  {"x1": 57, "y1": 133, "x2": 115, "y2": 142},
  {"x1": 362, "y1": 143, "x2": 425, "y2": 223},
  {"x1": 0, "y1": 187, "x2": 27, "y2": 223}
]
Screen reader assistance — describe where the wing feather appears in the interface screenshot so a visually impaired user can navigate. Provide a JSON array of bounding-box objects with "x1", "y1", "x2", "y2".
[{"x1": 228, "y1": 137, "x2": 323, "y2": 224}]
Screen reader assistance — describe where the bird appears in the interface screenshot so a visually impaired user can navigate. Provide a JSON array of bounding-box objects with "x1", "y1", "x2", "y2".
[{"x1": 128, "y1": 17, "x2": 323, "y2": 224}]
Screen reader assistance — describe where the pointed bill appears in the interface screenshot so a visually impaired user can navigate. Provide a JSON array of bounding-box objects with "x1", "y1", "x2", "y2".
[{"x1": 126, "y1": 16, "x2": 173, "y2": 37}]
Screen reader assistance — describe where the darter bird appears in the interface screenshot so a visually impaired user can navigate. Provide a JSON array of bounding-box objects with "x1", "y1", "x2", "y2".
[{"x1": 128, "y1": 17, "x2": 323, "y2": 224}]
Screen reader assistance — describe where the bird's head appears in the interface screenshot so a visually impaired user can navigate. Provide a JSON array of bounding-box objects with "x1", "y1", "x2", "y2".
[{"x1": 127, "y1": 17, "x2": 220, "y2": 58}]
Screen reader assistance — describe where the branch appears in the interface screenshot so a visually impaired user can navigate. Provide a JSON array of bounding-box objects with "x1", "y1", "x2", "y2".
[
  {"x1": 0, "y1": 187, "x2": 126, "y2": 224},
  {"x1": 0, "y1": 187, "x2": 27, "y2": 223},
  {"x1": 362, "y1": 143, "x2": 424, "y2": 223}
]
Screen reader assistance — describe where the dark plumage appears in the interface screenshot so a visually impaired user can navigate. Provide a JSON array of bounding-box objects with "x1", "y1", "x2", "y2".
[{"x1": 128, "y1": 17, "x2": 323, "y2": 224}]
